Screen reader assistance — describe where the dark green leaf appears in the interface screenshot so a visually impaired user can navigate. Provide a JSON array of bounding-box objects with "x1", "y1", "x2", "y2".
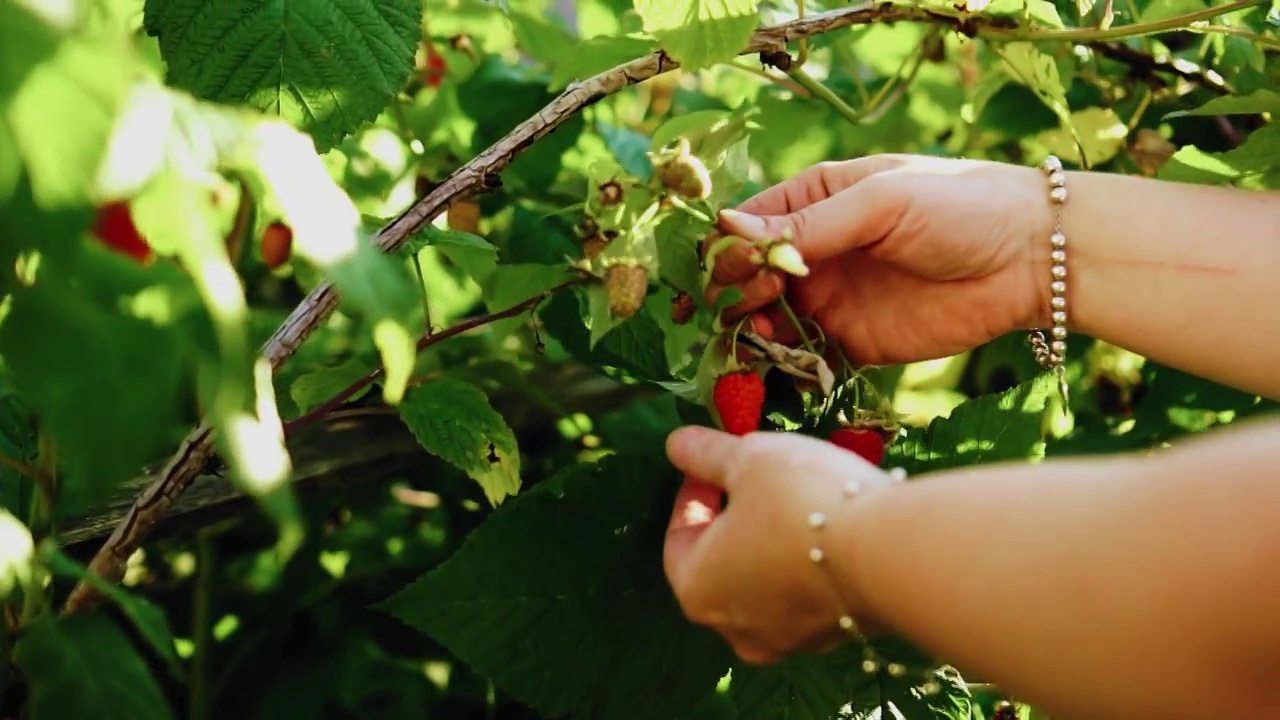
[
  {"x1": 888, "y1": 375, "x2": 1053, "y2": 475},
  {"x1": 398, "y1": 378, "x2": 521, "y2": 505},
  {"x1": 143, "y1": 0, "x2": 422, "y2": 150},
  {"x1": 16, "y1": 612, "x2": 176, "y2": 720},
  {"x1": 376, "y1": 454, "x2": 734, "y2": 720}
]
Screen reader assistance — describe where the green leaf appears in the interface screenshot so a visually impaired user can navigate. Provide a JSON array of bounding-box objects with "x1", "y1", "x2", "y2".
[
  {"x1": 549, "y1": 34, "x2": 661, "y2": 90},
  {"x1": 5, "y1": 26, "x2": 136, "y2": 209},
  {"x1": 290, "y1": 359, "x2": 375, "y2": 414},
  {"x1": 143, "y1": 0, "x2": 422, "y2": 151},
  {"x1": 0, "y1": 265, "x2": 189, "y2": 517},
  {"x1": 634, "y1": 0, "x2": 761, "y2": 71},
  {"x1": 376, "y1": 454, "x2": 734, "y2": 720},
  {"x1": 1164, "y1": 88, "x2": 1280, "y2": 118},
  {"x1": 887, "y1": 375, "x2": 1053, "y2": 475},
  {"x1": 983, "y1": 0, "x2": 1065, "y2": 27},
  {"x1": 509, "y1": 9, "x2": 578, "y2": 66},
  {"x1": 1156, "y1": 145, "x2": 1242, "y2": 185},
  {"x1": 0, "y1": 508, "x2": 35, "y2": 600},
  {"x1": 728, "y1": 645, "x2": 875, "y2": 720},
  {"x1": 481, "y1": 263, "x2": 574, "y2": 341},
  {"x1": 397, "y1": 378, "x2": 522, "y2": 505},
  {"x1": 43, "y1": 547, "x2": 182, "y2": 671},
  {"x1": 16, "y1": 612, "x2": 176, "y2": 720},
  {"x1": 1029, "y1": 106, "x2": 1128, "y2": 167}
]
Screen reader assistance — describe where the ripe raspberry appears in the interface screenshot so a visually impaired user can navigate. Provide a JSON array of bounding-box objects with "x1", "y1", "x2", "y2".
[
  {"x1": 91, "y1": 200, "x2": 152, "y2": 263},
  {"x1": 261, "y1": 221, "x2": 293, "y2": 269},
  {"x1": 713, "y1": 370, "x2": 765, "y2": 436},
  {"x1": 671, "y1": 291, "x2": 695, "y2": 324},
  {"x1": 422, "y1": 45, "x2": 447, "y2": 88},
  {"x1": 605, "y1": 263, "x2": 647, "y2": 319},
  {"x1": 827, "y1": 427, "x2": 886, "y2": 466}
]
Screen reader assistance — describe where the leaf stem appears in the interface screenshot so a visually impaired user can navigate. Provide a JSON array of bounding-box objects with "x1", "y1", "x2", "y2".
[
  {"x1": 787, "y1": 67, "x2": 862, "y2": 125},
  {"x1": 281, "y1": 277, "x2": 585, "y2": 434},
  {"x1": 796, "y1": 0, "x2": 810, "y2": 67},
  {"x1": 189, "y1": 529, "x2": 215, "y2": 720},
  {"x1": 410, "y1": 253, "x2": 434, "y2": 335},
  {"x1": 982, "y1": 0, "x2": 1266, "y2": 42},
  {"x1": 777, "y1": 296, "x2": 818, "y2": 355}
]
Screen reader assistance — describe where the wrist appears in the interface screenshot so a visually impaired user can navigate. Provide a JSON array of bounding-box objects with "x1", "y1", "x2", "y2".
[{"x1": 822, "y1": 471, "x2": 902, "y2": 637}]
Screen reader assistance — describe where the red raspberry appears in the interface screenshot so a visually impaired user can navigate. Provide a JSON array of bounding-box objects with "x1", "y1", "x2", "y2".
[
  {"x1": 91, "y1": 200, "x2": 152, "y2": 263},
  {"x1": 827, "y1": 427, "x2": 886, "y2": 466},
  {"x1": 712, "y1": 370, "x2": 764, "y2": 436}
]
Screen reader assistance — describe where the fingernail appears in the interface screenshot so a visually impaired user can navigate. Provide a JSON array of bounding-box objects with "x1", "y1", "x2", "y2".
[{"x1": 719, "y1": 208, "x2": 768, "y2": 240}]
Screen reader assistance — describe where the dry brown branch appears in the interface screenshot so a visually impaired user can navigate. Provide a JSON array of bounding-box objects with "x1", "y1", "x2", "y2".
[{"x1": 62, "y1": 1, "x2": 1235, "y2": 613}]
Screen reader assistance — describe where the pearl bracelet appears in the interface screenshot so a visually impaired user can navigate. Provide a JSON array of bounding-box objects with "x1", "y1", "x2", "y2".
[
  {"x1": 806, "y1": 466, "x2": 913, "y2": 676},
  {"x1": 1028, "y1": 155, "x2": 1071, "y2": 405}
]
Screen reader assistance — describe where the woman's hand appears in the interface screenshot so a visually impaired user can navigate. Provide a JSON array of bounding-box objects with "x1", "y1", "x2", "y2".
[
  {"x1": 707, "y1": 154, "x2": 1055, "y2": 365},
  {"x1": 663, "y1": 425, "x2": 897, "y2": 664}
]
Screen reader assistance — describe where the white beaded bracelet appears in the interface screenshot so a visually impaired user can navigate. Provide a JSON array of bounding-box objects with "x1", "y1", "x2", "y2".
[
  {"x1": 806, "y1": 466, "x2": 907, "y2": 652},
  {"x1": 1028, "y1": 155, "x2": 1071, "y2": 405}
]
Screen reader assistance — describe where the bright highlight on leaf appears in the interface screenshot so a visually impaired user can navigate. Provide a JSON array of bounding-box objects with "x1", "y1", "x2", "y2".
[{"x1": 634, "y1": 0, "x2": 762, "y2": 71}]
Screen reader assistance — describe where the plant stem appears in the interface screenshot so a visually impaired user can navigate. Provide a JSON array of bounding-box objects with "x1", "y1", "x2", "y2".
[
  {"x1": 981, "y1": 0, "x2": 1266, "y2": 42},
  {"x1": 777, "y1": 296, "x2": 818, "y2": 355},
  {"x1": 787, "y1": 67, "x2": 862, "y2": 124},
  {"x1": 189, "y1": 529, "x2": 215, "y2": 720},
  {"x1": 281, "y1": 277, "x2": 584, "y2": 434},
  {"x1": 411, "y1": 253, "x2": 434, "y2": 335},
  {"x1": 1182, "y1": 23, "x2": 1280, "y2": 50},
  {"x1": 796, "y1": 0, "x2": 810, "y2": 67}
]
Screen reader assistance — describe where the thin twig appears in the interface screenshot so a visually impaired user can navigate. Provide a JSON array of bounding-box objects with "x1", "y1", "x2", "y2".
[
  {"x1": 281, "y1": 277, "x2": 582, "y2": 435},
  {"x1": 62, "y1": 0, "x2": 1250, "y2": 614}
]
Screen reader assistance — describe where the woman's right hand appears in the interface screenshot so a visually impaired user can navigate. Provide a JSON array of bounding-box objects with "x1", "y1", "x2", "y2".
[{"x1": 706, "y1": 154, "x2": 1060, "y2": 365}]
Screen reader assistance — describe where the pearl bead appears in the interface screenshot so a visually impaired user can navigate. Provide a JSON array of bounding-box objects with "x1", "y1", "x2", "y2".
[
  {"x1": 1051, "y1": 310, "x2": 1067, "y2": 325},
  {"x1": 1048, "y1": 170, "x2": 1066, "y2": 186},
  {"x1": 808, "y1": 512, "x2": 826, "y2": 529},
  {"x1": 1050, "y1": 186, "x2": 1068, "y2": 202},
  {"x1": 1051, "y1": 296, "x2": 1066, "y2": 310},
  {"x1": 1050, "y1": 232, "x2": 1066, "y2": 248},
  {"x1": 1051, "y1": 340, "x2": 1066, "y2": 355},
  {"x1": 809, "y1": 547, "x2": 824, "y2": 562},
  {"x1": 1042, "y1": 155, "x2": 1063, "y2": 172},
  {"x1": 1051, "y1": 326, "x2": 1068, "y2": 339},
  {"x1": 1051, "y1": 280, "x2": 1066, "y2": 295},
  {"x1": 1051, "y1": 264, "x2": 1067, "y2": 280}
]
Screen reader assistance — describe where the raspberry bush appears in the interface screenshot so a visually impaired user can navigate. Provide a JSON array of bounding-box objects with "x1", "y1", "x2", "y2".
[{"x1": 1, "y1": 0, "x2": 1278, "y2": 718}]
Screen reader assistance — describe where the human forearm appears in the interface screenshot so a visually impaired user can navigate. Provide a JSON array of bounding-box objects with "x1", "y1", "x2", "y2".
[
  {"x1": 834, "y1": 418, "x2": 1280, "y2": 720},
  {"x1": 1030, "y1": 169, "x2": 1280, "y2": 399}
]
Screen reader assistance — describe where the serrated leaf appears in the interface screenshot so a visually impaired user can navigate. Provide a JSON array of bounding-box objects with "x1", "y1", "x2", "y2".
[
  {"x1": 376, "y1": 454, "x2": 734, "y2": 720},
  {"x1": 143, "y1": 0, "x2": 422, "y2": 150},
  {"x1": 398, "y1": 378, "x2": 521, "y2": 505},
  {"x1": 634, "y1": 0, "x2": 761, "y2": 71},
  {"x1": 887, "y1": 375, "x2": 1053, "y2": 474},
  {"x1": 16, "y1": 612, "x2": 176, "y2": 720},
  {"x1": 728, "y1": 645, "x2": 876, "y2": 720}
]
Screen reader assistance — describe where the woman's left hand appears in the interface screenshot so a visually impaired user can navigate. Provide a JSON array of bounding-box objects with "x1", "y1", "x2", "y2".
[{"x1": 663, "y1": 426, "x2": 896, "y2": 664}]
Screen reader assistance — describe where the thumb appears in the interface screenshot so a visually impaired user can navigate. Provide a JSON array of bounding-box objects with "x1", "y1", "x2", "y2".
[
  {"x1": 663, "y1": 477, "x2": 724, "y2": 587},
  {"x1": 718, "y1": 183, "x2": 896, "y2": 263}
]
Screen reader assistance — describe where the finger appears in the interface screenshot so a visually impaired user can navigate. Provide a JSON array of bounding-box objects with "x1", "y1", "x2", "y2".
[
  {"x1": 701, "y1": 233, "x2": 763, "y2": 286},
  {"x1": 665, "y1": 426, "x2": 743, "y2": 489},
  {"x1": 731, "y1": 156, "x2": 901, "y2": 217},
  {"x1": 719, "y1": 179, "x2": 900, "y2": 264},
  {"x1": 664, "y1": 478, "x2": 725, "y2": 588},
  {"x1": 711, "y1": 271, "x2": 785, "y2": 322}
]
